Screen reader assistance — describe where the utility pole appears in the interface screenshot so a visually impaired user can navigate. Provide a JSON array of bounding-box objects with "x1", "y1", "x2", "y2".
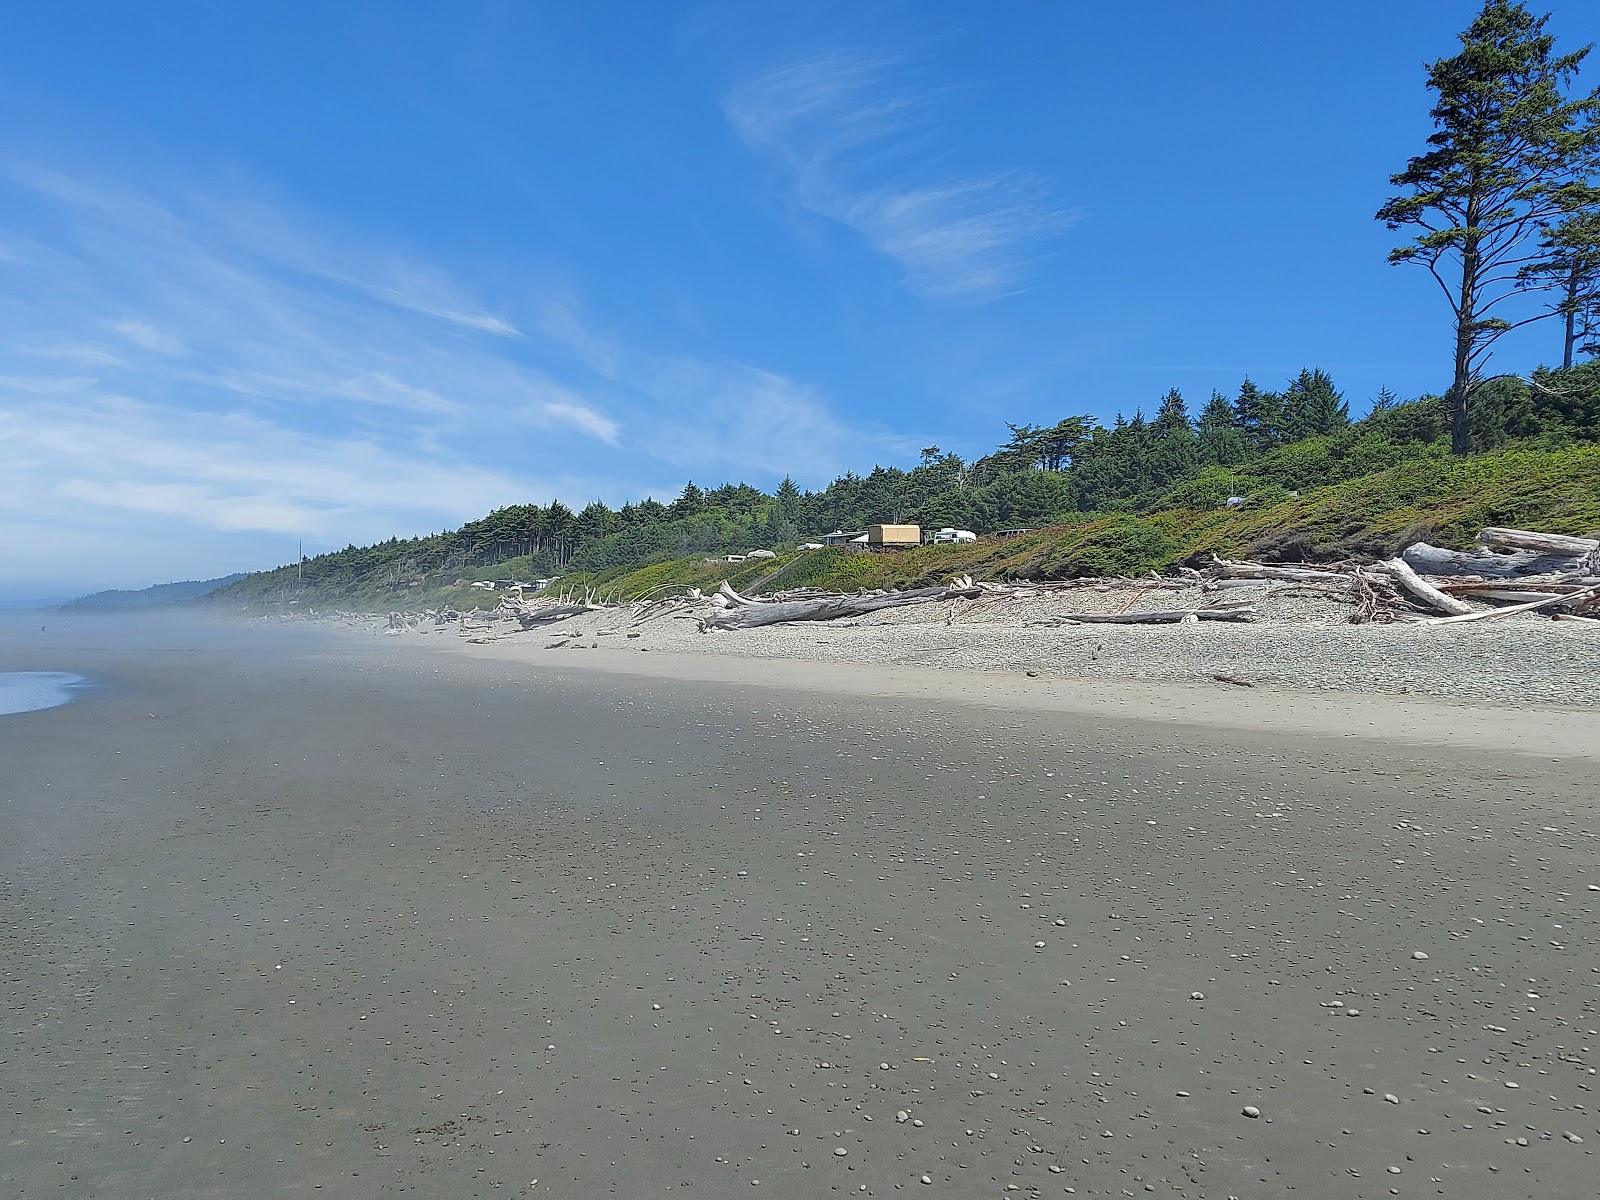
[{"x1": 297, "y1": 539, "x2": 303, "y2": 589}]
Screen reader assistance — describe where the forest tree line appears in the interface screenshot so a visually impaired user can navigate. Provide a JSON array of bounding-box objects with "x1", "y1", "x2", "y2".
[{"x1": 272, "y1": 362, "x2": 1600, "y2": 594}]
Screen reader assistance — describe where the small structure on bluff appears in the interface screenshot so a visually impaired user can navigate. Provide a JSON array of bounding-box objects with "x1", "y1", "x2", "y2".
[
  {"x1": 819, "y1": 525, "x2": 920, "y2": 550},
  {"x1": 867, "y1": 524, "x2": 920, "y2": 548}
]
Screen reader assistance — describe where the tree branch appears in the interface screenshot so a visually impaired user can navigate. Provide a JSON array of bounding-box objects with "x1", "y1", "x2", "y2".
[{"x1": 1424, "y1": 262, "x2": 1463, "y2": 316}]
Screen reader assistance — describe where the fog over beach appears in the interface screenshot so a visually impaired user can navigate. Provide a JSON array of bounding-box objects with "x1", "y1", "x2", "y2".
[{"x1": 2, "y1": 612, "x2": 1595, "y2": 1198}]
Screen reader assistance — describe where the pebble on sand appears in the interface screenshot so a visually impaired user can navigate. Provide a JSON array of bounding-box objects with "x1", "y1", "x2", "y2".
[
  {"x1": 1411, "y1": 951, "x2": 1430, "y2": 960},
  {"x1": 1242, "y1": 1106, "x2": 1261, "y2": 1118},
  {"x1": 834, "y1": 1147, "x2": 848, "y2": 1157}
]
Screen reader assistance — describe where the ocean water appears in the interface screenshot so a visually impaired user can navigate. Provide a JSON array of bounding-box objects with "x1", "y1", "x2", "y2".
[{"x1": 0, "y1": 672, "x2": 87, "y2": 716}]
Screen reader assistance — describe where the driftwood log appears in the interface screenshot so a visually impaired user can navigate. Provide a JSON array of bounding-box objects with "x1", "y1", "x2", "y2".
[
  {"x1": 1478, "y1": 527, "x2": 1599, "y2": 557},
  {"x1": 500, "y1": 600, "x2": 606, "y2": 628},
  {"x1": 1379, "y1": 557, "x2": 1475, "y2": 616},
  {"x1": 700, "y1": 583, "x2": 986, "y2": 631},
  {"x1": 1400, "y1": 541, "x2": 1584, "y2": 579},
  {"x1": 1438, "y1": 585, "x2": 1584, "y2": 604},
  {"x1": 1416, "y1": 583, "x2": 1600, "y2": 626},
  {"x1": 1059, "y1": 606, "x2": 1256, "y2": 625},
  {"x1": 1207, "y1": 555, "x2": 1346, "y2": 583}
]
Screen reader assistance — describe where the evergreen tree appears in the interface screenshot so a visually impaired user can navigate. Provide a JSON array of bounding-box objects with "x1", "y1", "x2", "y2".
[
  {"x1": 774, "y1": 476, "x2": 802, "y2": 515},
  {"x1": 574, "y1": 501, "x2": 616, "y2": 544},
  {"x1": 671, "y1": 481, "x2": 705, "y2": 517},
  {"x1": 1197, "y1": 389, "x2": 1249, "y2": 464},
  {"x1": 1232, "y1": 378, "x2": 1284, "y2": 451},
  {"x1": 1378, "y1": 0, "x2": 1600, "y2": 452},
  {"x1": 995, "y1": 424, "x2": 1045, "y2": 473},
  {"x1": 1039, "y1": 416, "x2": 1095, "y2": 469},
  {"x1": 1282, "y1": 368, "x2": 1351, "y2": 438},
  {"x1": 1520, "y1": 209, "x2": 1600, "y2": 367},
  {"x1": 1147, "y1": 389, "x2": 1200, "y2": 487},
  {"x1": 1151, "y1": 388, "x2": 1191, "y2": 434}
]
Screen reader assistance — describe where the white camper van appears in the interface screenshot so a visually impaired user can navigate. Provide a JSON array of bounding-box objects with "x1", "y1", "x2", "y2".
[{"x1": 931, "y1": 527, "x2": 977, "y2": 544}]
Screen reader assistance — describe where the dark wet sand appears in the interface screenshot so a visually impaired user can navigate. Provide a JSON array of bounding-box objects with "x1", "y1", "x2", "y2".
[{"x1": 2, "y1": 615, "x2": 1597, "y2": 1198}]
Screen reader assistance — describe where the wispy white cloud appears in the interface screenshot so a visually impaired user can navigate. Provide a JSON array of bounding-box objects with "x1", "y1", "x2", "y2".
[
  {"x1": 536, "y1": 397, "x2": 622, "y2": 444},
  {"x1": 2, "y1": 394, "x2": 518, "y2": 536},
  {"x1": 0, "y1": 161, "x2": 639, "y2": 588},
  {"x1": 0, "y1": 164, "x2": 615, "y2": 438},
  {"x1": 111, "y1": 317, "x2": 189, "y2": 355},
  {"x1": 18, "y1": 340, "x2": 126, "y2": 367},
  {"x1": 527, "y1": 301, "x2": 884, "y2": 482},
  {"x1": 726, "y1": 52, "x2": 1075, "y2": 301},
  {"x1": 0, "y1": 155, "x2": 908, "y2": 591},
  {"x1": 642, "y1": 360, "x2": 857, "y2": 480},
  {"x1": 313, "y1": 262, "x2": 522, "y2": 336},
  {"x1": 0, "y1": 382, "x2": 628, "y2": 582}
]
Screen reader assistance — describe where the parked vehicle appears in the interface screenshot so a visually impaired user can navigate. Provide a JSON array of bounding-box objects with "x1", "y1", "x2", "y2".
[{"x1": 931, "y1": 527, "x2": 977, "y2": 544}]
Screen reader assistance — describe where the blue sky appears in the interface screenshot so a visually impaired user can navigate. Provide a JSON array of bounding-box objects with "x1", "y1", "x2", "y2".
[{"x1": 1, "y1": 0, "x2": 1593, "y2": 597}]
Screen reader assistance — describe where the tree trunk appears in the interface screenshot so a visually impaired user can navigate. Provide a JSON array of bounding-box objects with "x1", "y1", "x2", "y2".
[
  {"x1": 1451, "y1": 200, "x2": 1480, "y2": 456},
  {"x1": 1563, "y1": 272, "x2": 1579, "y2": 371}
]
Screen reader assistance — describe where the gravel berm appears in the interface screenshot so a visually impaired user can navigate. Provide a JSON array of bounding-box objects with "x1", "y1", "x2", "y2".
[{"x1": 355, "y1": 581, "x2": 1600, "y2": 707}]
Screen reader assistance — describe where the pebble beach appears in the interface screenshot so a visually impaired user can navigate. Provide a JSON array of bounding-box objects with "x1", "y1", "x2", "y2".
[{"x1": 377, "y1": 579, "x2": 1600, "y2": 708}]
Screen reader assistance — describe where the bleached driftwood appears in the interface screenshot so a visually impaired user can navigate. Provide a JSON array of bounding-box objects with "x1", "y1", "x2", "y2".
[
  {"x1": 499, "y1": 599, "x2": 606, "y2": 628},
  {"x1": 1416, "y1": 583, "x2": 1600, "y2": 626},
  {"x1": 1478, "y1": 527, "x2": 1599, "y2": 557},
  {"x1": 1439, "y1": 587, "x2": 1573, "y2": 604},
  {"x1": 1207, "y1": 555, "x2": 1346, "y2": 583},
  {"x1": 699, "y1": 583, "x2": 987, "y2": 631},
  {"x1": 1400, "y1": 542, "x2": 1581, "y2": 579},
  {"x1": 1055, "y1": 605, "x2": 1257, "y2": 625},
  {"x1": 1378, "y1": 557, "x2": 1475, "y2": 616}
]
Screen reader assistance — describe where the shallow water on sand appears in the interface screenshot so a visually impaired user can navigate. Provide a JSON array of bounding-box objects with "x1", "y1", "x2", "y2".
[{"x1": 0, "y1": 671, "x2": 87, "y2": 715}]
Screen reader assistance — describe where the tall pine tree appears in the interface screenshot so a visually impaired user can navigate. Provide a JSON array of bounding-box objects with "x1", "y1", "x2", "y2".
[{"x1": 1377, "y1": 0, "x2": 1600, "y2": 452}]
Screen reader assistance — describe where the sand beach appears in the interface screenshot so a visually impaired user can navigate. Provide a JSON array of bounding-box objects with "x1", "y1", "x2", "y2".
[{"x1": 2, "y1": 611, "x2": 1596, "y2": 1198}]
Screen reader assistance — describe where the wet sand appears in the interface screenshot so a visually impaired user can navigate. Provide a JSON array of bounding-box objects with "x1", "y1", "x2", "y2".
[{"x1": 2, "y1": 615, "x2": 1597, "y2": 1198}]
